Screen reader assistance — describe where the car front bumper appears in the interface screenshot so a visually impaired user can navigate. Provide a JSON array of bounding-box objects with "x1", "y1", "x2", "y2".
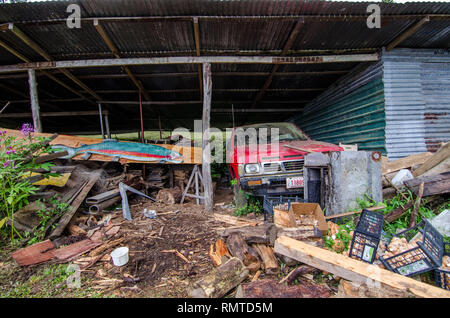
[{"x1": 239, "y1": 172, "x2": 304, "y2": 196}]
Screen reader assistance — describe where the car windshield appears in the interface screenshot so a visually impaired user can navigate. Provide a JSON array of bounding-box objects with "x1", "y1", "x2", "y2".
[{"x1": 233, "y1": 122, "x2": 308, "y2": 147}]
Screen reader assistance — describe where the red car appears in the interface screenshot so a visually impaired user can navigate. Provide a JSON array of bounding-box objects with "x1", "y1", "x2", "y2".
[{"x1": 227, "y1": 122, "x2": 343, "y2": 196}]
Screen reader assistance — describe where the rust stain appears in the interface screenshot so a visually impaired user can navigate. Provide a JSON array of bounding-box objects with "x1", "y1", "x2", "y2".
[
  {"x1": 273, "y1": 56, "x2": 324, "y2": 64},
  {"x1": 424, "y1": 112, "x2": 447, "y2": 120}
]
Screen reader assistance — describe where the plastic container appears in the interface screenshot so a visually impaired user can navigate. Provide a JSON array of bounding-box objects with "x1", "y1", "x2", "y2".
[
  {"x1": 263, "y1": 195, "x2": 303, "y2": 222},
  {"x1": 434, "y1": 242, "x2": 450, "y2": 290},
  {"x1": 110, "y1": 246, "x2": 129, "y2": 266},
  {"x1": 380, "y1": 220, "x2": 444, "y2": 277},
  {"x1": 143, "y1": 209, "x2": 157, "y2": 219},
  {"x1": 348, "y1": 209, "x2": 384, "y2": 263}
]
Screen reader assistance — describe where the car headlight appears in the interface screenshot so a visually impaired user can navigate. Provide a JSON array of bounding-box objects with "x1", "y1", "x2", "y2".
[{"x1": 245, "y1": 163, "x2": 260, "y2": 174}]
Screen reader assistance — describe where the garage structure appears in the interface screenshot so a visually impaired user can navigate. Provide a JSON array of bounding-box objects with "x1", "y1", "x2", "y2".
[{"x1": 0, "y1": 0, "x2": 449, "y2": 150}]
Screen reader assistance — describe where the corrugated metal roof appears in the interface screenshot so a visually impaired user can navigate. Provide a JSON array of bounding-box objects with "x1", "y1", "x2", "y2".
[{"x1": 0, "y1": 0, "x2": 449, "y2": 133}]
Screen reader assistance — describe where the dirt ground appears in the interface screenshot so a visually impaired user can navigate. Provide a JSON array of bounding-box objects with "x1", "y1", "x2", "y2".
[{"x1": 0, "y1": 188, "x2": 255, "y2": 298}]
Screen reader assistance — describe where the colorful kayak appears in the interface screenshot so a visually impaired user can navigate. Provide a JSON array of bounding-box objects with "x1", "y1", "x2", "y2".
[{"x1": 53, "y1": 139, "x2": 183, "y2": 163}]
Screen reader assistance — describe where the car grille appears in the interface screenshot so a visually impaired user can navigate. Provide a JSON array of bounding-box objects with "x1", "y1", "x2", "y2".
[
  {"x1": 262, "y1": 162, "x2": 282, "y2": 173},
  {"x1": 282, "y1": 160, "x2": 304, "y2": 172}
]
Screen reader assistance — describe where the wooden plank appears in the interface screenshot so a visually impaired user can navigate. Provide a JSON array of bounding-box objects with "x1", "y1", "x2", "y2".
[
  {"x1": 202, "y1": 62, "x2": 213, "y2": 212},
  {"x1": 0, "y1": 54, "x2": 380, "y2": 73},
  {"x1": 382, "y1": 152, "x2": 432, "y2": 175},
  {"x1": 413, "y1": 142, "x2": 450, "y2": 177},
  {"x1": 325, "y1": 206, "x2": 385, "y2": 220},
  {"x1": 274, "y1": 236, "x2": 450, "y2": 298},
  {"x1": 51, "y1": 239, "x2": 102, "y2": 261},
  {"x1": 11, "y1": 239, "x2": 55, "y2": 266},
  {"x1": 2, "y1": 128, "x2": 202, "y2": 164},
  {"x1": 49, "y1": 169, "x2": 103, "y2": 239}
]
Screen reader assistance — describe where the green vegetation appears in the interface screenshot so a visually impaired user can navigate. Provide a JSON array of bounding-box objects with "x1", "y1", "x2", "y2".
[
  {"x1": 232, "y1": 187, "x2": 264, "y2": 217},
  {"x1": 0, "y1": 263, "x2": 104, "y2": 298},
  {"x1": 324, "y1": 191, "x2": 449, "y2": 253},
  {"x1": 24, "y1": 196, "x2": 71, "y2": 246},
  {"x1": 0, "y1": 126, "x2": 59, "y2": 242}
]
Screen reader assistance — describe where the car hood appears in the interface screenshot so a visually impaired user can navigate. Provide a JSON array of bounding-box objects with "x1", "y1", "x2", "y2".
[{"x1": 233, "y1": 139, "x2": 343, "y2": 163}]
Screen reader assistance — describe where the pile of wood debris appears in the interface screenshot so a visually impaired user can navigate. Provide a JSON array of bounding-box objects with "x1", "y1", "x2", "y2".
[{"x1": 382, "y1": 142, "x2": 449, "y2": 225}]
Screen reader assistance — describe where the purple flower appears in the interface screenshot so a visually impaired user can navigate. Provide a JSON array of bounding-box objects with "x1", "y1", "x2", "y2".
[
  {"x1": 3, "y1": 161, "x2": 10, "y2": 168},
  {"x1": 20, "y1": 123, "x2": 34, "y2": 136},
  {"x1": 6, "y1": 150, "x2": 14, "y2": 155}
]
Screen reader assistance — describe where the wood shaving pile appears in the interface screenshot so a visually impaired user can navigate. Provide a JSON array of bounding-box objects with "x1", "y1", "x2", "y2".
[{"x1": 382, "y1": 237, "x2": 420, "y2": 259}]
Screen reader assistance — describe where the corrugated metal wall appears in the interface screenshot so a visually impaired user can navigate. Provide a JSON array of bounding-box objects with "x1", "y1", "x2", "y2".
[
  {"x1": 291, "y1": 61, "x2": 386, "y2": 153},
  {"x1": 383, "y1": 49, "x2": 450, "y2": 160}
]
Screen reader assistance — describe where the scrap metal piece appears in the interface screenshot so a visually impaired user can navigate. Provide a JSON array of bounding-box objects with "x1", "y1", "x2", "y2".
[
  {"x1": 119, "y1": 182, "x2": 155, "y2": 221},
  {"x1": 371, "y1": 151, "x2": 382, "y2": 162}
]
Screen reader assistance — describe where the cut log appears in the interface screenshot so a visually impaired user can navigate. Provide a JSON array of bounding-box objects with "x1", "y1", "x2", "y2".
[
  {"x1": 219, "y1": 223, "x2": 277, "y2": 245},
  {"x1": 235, "y1": 279, "x2": 330, "y2": 298},
  {"x1": 213, "y1": 213, "x2": 262, "y2": 227},
  {"x1": 405, "y1": 171, "x2": 450, "y2": 197},
  {"x1": 51, "y1": 239, "x2": 102, "y2": 261},
  {"x1": 413, "y1": 142, "x2": 450, "y2": 177},
  {"x1": 252, "y1": 243, "x2": 280, "y2": 274},
  {"x1": 274, "y1": 236, "x2": 450, "y2": 298},
  {"x1": 209, "y1": 239, "x2": 231, "y2": 266},
  {"x1": 49, "y1": 169, "x2": 103, "y2": 239},
  {"x1": 336, "y1": 280, "x2": 413, "y2": 298},
  {"x1": 189, "y1": 257, "x2": 249, "y2": 298},
  {"x1": 226, "y1": 233, "x2": 260, "y2": 273},
  {"x1": 156, "y1": 187, "x2": 183, "y2": 204},
  {"x1": 276, "y1": 225, "x2": 319, "y2": 241},
  {"x1": 382, "y1": 152, "x2": 432, "y2": 175}
]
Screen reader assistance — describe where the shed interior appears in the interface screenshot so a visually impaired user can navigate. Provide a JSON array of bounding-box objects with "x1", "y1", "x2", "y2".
[{"x1": 0, "y1": 0, "x2": 449, "y2": 134}]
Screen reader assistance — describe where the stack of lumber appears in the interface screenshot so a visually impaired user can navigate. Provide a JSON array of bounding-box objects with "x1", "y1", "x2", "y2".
[
  {"x1": 146, "y1": 166, "x2": 169, "y2": 189},
  {"x1": 189, "y1": 213, "x2": 324, "y2": 298}
]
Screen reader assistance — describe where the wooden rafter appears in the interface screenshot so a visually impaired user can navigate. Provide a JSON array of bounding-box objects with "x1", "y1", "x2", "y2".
[
  {"x1": 193, "y1": 17, "x2": 203, "y2": 95},
  {"x1": 251, "y1": 19, "x2": 305, "y2": 108},
  {"x1": 386, "y1": 16, "x2": 430, "y2": 51},
  {"x1": 0, "y1": 39, "x2": 94, "y2": 103},
  {"x1": 7, "y1": 23, "x2": 101, "y2": 101},
  {"x1": 93, "y1": 19, "x2": 152, "y2": 102}
]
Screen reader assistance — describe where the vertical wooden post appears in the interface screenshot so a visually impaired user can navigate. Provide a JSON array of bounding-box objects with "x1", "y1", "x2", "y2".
[
  {"x1": 27, "y1": 69, "x2": 41, "y2": 132},
  {"x1": 104, "y1": 114, "x2": 111, "y2": 139},
  {"x1": 98, "y1": 103, "x2": 105, "y2": 139},
  {"x1": 202, "y1": 62, "x2": 213, "y2": 212}
]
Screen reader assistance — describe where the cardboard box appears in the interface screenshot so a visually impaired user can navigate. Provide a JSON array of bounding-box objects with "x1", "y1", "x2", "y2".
[{"x1": 289, "y1": 203, "x2": 328, "y2": 236}]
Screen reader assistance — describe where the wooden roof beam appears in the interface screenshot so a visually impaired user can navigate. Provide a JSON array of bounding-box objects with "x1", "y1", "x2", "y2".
[
  {"x1": 193, "y1": 17, "x2": 203, "y2": 95},
  {"x1": 93, "y1": 19, "x2": 152, "y2": 102},
  {"x1": 7, "y1": 23, "x2": 101, "y2": 101},
  {"x1": 251, "y1": 18, "x2": 304, "y2": 108},
  {"x1": 0, "y1": 38, "x2": 94, "y2": 103},
  {"x1": 386, "y1": 16, "x2": 430, "y2": 51}
]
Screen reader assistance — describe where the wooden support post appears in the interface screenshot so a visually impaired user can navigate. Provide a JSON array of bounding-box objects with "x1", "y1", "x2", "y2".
[
  {"x1": 98, "y1": 103, "x2": 105, "y2": 139},
  {"x1": 27, "y1": 69, "x2": 41, "y2": 133},
  {"x1": 104, "y1": 114, "x2": 111, "y2": 139},
  {"x1": 202, "y1": 62, "x2": 213, "y2": 212}
]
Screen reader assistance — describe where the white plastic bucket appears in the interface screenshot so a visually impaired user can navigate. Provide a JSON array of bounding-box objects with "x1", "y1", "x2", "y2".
[{"x1": 110, "y1": 246, "x2": 129, "y2": 266}]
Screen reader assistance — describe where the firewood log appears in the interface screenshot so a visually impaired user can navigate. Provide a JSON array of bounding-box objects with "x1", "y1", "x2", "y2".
[{"x1": 189, "y1": 257, "x2": 249, "y2": 298}]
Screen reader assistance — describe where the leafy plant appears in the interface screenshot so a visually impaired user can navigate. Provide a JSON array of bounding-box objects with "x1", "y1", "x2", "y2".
[
  {"x1": 26, "y1": 196, "x2": 70, "y2": 245},
  {"x1": 0, "y1": 125, "x2": 56, "y2": 241},
  {"x1": 233, "y1": 191, "x2": 263, "y2": 216}
]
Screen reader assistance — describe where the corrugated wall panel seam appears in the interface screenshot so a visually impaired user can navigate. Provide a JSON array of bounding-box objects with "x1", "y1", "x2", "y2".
[
  {"x1": 290, "y1": 61, "x2": 386, "y2": 154},
  {"x1": 383, "y1": 48, "x2": 450, "y2": 160}
]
